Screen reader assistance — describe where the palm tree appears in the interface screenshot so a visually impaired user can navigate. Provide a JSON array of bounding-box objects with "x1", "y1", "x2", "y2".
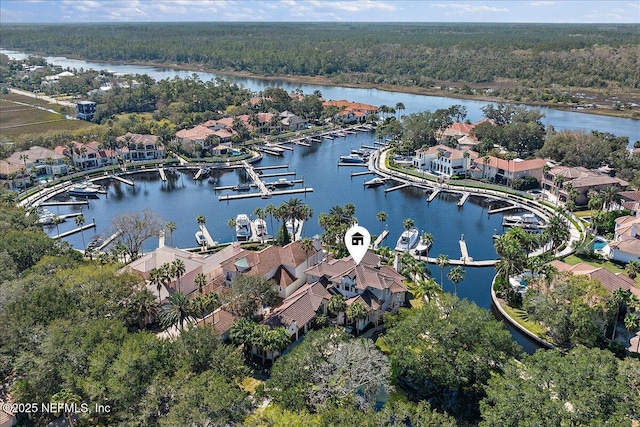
[
  {"x1": 52, "y1": 214, "x2": 64, "y2": 237},
  {"x1": 300, "y1": 237, "x2": 314, "y2": 267},
  {"x1": 265, "y1": 203, "x2": 276, "y2": 239},
  {"x1": 346, "y1": 301, "x2": 368, "y2": 335},
  {"x1": 50, "y1": 389, "x2": 82, "y2": 427},
  {"x1": 265, "y1": 327, "x2": 291, "y2": 360},
  {"x1": 160, "y1": 292, "x2": 195, "y2": 331},
  {"x1": 623, "y1": 313, "x2": 640, "y2": 351},
  {"x1": 436, "y1": 254, "x2": 449, "y2": 289},
  {"x1": 395, "y1": 102, "x2": 405, "y2": 119},
  {"x1": 627, "y1": 260, "x2": 640, "y2": 279},
  {"x1": 611, "y1": 288, "x2": 631, "y2": 340},
  {"x1": 328, "y1": 294, "x2": 347, "y2": 326},
  {"x1": 482, "y1": 155, "x2": 491, "y2": 180},
  {"x1": 196, "y1": 214, "x2": 206, "y2": 248},
  {"x1": 403, "y1": 217, "x2": 415, "y2": 232},
  {"x1": 544, "y1": 213, "x2": 571, "y2": 255},
  {"x1": 253, "y1": 206, "x2": 266, "y2": 242},
  {"x1": 19, "y1": 153, "x2": 29, "y2": 172},
  {"x1": 227, "y1": 217, "x2": 236, "y2": 241},
  {"x1": 408, "y1": 277, "x2": 441, "y2": 303},
  {"x1": 172, "y1": 259, "x2": 186, "y2": 293},
  {"x1": 421, "y1": 232, "x2": 434, "y2": 264},
  {"x1": 166, "y1": 221, "x2": 176, "y2": 246},
  {"x1": 504, "y1": 152, "x2": 515, "y2": 186},
  {"x1": 447, "y1": 265, "x2": 466, "y2": 296},
  {"x1": 600, "y1": 186, "x2": 621, "y2": 211},
  {"x1": 553, "y1": 174, "x2": 564, "y2": 198},
  {"x1": 376, "y1": 211, "x2": 387, "y2": 232},
  {"x1": 150, "y1": 268, "x2": 163, "y2": 303},
  {"x1": 195, "y1": 272, "x2": 207, "y2": 295},
  {"x1": 75, "y1": 213, "x2": 86, "y2": 250}
]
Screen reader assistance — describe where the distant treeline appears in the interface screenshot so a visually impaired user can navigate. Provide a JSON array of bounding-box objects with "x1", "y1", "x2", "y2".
[{"x1": 1, "y1": 22, "x2": 639, "y2": 89}]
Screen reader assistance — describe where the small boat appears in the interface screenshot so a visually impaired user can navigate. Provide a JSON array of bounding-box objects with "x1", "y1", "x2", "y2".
[
  {"x1": 269, "y1": 178, "x2": 294, "y2": 188},
  {"x1": 236, "y1": 214, "x2": 252, "y2": 241},
  {"x1": 414, "y1": 236, "x2": 432, "y2": 255},
  {"x1": 364, "y1": 177, "x2": 385, "y2": 188},
  {"x1": 254, "y1": 218, "x2": 268, "y2": 237},
  {"x1": 232, "y1": 183, "x2": 251, "y2": 192},
  {"x1": 502, "y1": 213, "x2": 544, "y2": 229},
  {"x1": 351, "y1": 148, "x2": 370, "y2": 157},
  {"x1": 68, "y1": 181, "x2": 106, "y2": 197},
  {"x1": 86, "y1": 235, "x2": 103, "y2": 250},
  {"x1": 37, "y1": 209, "x2": 58, "y2": 225},
  {"x1": 334, "y1": 131, "x2": 347, "y2": 137},
  {"x1": 339, "y1": 154, "x2": 366, "y2": 164},
  {"x1": 195, "y1": 231, "x2": 207, "y2": 246},
  {"x1": 395, "y1": 228, "x2": 419, "y2": 252}
]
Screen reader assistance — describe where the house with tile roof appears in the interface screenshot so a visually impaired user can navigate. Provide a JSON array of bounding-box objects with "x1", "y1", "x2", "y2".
[
  {"x1": 412, "y1": 144, "x2": 477, "y2": 178},
  {"x1": 175, "y1": 125, "x2": 217, "y2": 151},
  {"x1": 304, "y1": 249, "x2": 408, "y2": 333},
  {"x1": 471, "y1": 155, "x2": 547, "y2": 186},
  {"x1": 549, "y1": 260, "x2": 639, "y2": 298},
  {"x1": 2, "y1": 145, "x2": 69, "y2": 188},
  {"x1": 542, "y1": 166, "x2": 628, "y2": 206},
  {"x1": 220, "y1": 240, "x2": 322, "y2": 299},
  {"x1": 197, "y1": 307, "x2": 238, "y2": 341},
  {"x1": 322, "y1": 100, "x2": 378, "y2": 124},
  {"x1": 115, "y1": 132, "x2": 165, "y2": 161},
  {"x1": 618, "y1": 191, "x2": 640, "y2": 215},
  {"x1": 440, "y1": 118, "x2": 494, "y2": 151},
  {"x1": 605, "y1": 215, "x2": 640, "y2": 265}
]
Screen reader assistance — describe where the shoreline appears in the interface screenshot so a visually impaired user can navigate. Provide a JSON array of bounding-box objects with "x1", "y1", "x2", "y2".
[{"x1": 13, "y1": 49, "x2": 637, "y2": 121}]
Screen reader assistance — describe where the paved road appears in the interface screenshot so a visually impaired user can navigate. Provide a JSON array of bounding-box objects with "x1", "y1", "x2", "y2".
[{"x1": 8, "y1": 88, "x2": 77, "y2": 108}]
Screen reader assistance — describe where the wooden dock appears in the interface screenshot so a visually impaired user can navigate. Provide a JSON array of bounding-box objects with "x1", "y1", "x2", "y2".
[
  {"x1": 193, "y1": 167, "x2": 205, "y2": 180},
  {"x1": 53, "y1": 222, "x2": 96, "y2": 239},
  {"x1": 158, "y1": 166, "x2": 167, "y2": 181},
  {"x1": 373, "y1": 229, "x2": 389, "y2": 249},
  {"x1": 110, "y1": 175, "x2": 135, "y2": 186},
  {"x1": 260, "y1": 171, "x2": 296, "y2": 178},
  {"x1": 457, "y1": 192, "x2": 470, "y2": 207},
  {"x1": 242, "y1": 161, "x2": 270, "y2": 196},
  {"x1": 39, "y1": 200, "x2": 89, "y2": 207},
  {"x1": 200, "y1": 225, "x2": 216, "y2": 247},
  {"x1": 254, "y1": 164, "x2": 289, "y2": 171},
  {"x1": 427, "y1": 190, "x2": 440, "y2": 202},
  {"x1": 291, "y1": 139, "x2": 310, "y2": 147},
  {"x1": 275, "y1": 143, "x2": 294, "y2": 151},
  {"x1": 97, "y1": 230, "x2": 122, "y2": 251},
  {"x1": 351, "y1": 170, "x2": 375, "y2": 177},
  {"x1": 385, "y1": 183, "x2": 411, "y2": 193},
  {"x1": 488, "y1": 204, "x2": 520, "y2": 214},
  {"x1": 218, "y1": 187, "x2": 313, "y2": 201},
  {"x1": 459, "y1": 236, "x2": 471, "y2": 262},
  {"x1": 338, "y1": 162, "x2": 368, "y2": 167}
]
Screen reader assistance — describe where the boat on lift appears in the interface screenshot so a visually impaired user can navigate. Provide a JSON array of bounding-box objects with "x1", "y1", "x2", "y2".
[
  {"x1": 236, "y1": 214, "x2": 252, "y2": 241},
  {"x1": 254, "y1": 218, "x2": 268, "y2": 238},
  {"x1": 68, "y1": 181, "x2": 106, "y2": 197},
  {"x1": 364, "y1": 177, "x2": 385, "y2": 188},
  {"x1": 195, "y1": 230, "x2": 207, "y2": 246},
  {"x1": 339, "y1": 154, "x2": 366, "y2": 164},
  {"x1": 502, "y1": 213, "x2": 545, "y2": 230},
  {"x1": 395, "y1": 228, "x2": 419, "y2": 252}
]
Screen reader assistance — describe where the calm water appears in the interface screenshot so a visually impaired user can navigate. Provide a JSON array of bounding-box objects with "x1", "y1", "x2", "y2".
[
  {"x1": 1, "y1": 49, "x2": 638, "y2": 143},
  {"x1": 6, "y1": 48, "x2": 609, "y2": 352}
]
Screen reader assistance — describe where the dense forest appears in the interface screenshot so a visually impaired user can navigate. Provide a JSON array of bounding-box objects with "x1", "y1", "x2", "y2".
[{"x1": 1, "y1": 23, "x2": 638, "y2": 99}]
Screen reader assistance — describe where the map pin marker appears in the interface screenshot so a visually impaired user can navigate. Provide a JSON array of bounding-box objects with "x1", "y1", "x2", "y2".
[{"x1": 345, "y1": 224, "x2": 371, "y2": 265}]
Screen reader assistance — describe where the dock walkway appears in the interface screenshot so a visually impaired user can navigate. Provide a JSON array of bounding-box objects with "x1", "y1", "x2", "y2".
[
  {"x1": 53, "y1": 222, "x2": 96, "y2": 239},
  {"x1": 242, "y1": 161, "x2": 270, "y2": 196}
]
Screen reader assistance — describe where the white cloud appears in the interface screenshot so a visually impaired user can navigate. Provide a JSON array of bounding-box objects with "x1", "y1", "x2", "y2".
[
  {"x1": 628, "y1": 2, "x2": 640, "y2": 9},
  {"x1": 431, "y1": 3, "x2": 509, "y2": 13},
  {"x1": 530, "y1": 1, "x2": 556, "y2": 6}
]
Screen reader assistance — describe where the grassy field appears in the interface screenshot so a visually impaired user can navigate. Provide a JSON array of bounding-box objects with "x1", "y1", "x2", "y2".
[{"x1": 0, "y1": 93, "x2": 92, "y2": 140}]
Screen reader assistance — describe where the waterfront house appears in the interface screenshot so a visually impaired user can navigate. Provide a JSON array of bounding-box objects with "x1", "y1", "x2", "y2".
[
  {"x1": 618, "y1": 191, "x2": 640, "y2": 215},
  {"x1": 304, "y1": 250, "x2": 408, "y2": 333},
  {"x1": 279, "y1": 110, "x2": 305, "y2": 131},
  {"x1": 439, "y1": 119, "x2": 494, "y2": 151},
  {"x1": 542, "y1": 166, "x2": 628, "y2": 205},
  {"x1": 470, "y1": 155, "x2": 546, "y2": 186},
  {"x1": 256, "y1": 112, "x2": 282, "y2": 134},
  {"x1": 3, "y1": 146, "x2": 69, "y2": 187},
  {"x1": 605, "y1": 216, "x2": 640, "y2": 267},
  {"x1": 116, "y1": 132, "x2": 165, "y2": 161},
  {"x1": 220, "y1": 240, "x2": 322, "y2": 299},
  {"x1": 322, "y1": 100, "x2": 378, "y2": 124},
  {"x1": 58, "y1": 141, "x2": 118, "y2": 170},
  {"x1": 549, "y1": 260, "x2": 639, "y2": 298},
  {"x1": 412, "y1": 144, "x2": 477, "y2": 178},
  {"x1": 176, "y1": 125, "x2": 217, "y2": 152}
]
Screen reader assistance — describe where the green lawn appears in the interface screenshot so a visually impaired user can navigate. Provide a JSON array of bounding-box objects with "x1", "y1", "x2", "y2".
[{"x1": 501, "y1": 304, "x2": 548, "y2": 339}]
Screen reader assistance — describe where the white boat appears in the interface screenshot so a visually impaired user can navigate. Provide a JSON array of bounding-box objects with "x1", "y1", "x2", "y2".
[
  {"x1": 286, "y1": 218, "x2": 303, "y2": 239},
  {"x1": 254, "y1": 218, "x2": 268, "y2": 237},
  {"x1": 414, "y1": 236, "x2": 432, "y2": 255},
  {"x1": 37, "y1": 209, "x2": 58, "y2": 225},
  {"x1": 232, "y1": 183, "x2": 251, "y2": 192},
  {"x1": 236, "y1": 214, "x2": 252, "y2": 241},
  {"x1": 339, "y1": 154, "x2": 366, "y2": 164},
  {"x1": 351, "y1": 148, "x2": 370, "y2": 157},
  {"x1": 195, "y1": 231, "x2": 206, "y2": 246},
  {"x1": 68, "y1": 181, "x2": 106, "y2": 197},
  {"x1": 269, "y1": 178, "x2": 294, "y2": 188},
  {"x1": 364, "y1": 177, "x2": 385, "y2": 187},
  {"x1": 395, "y1": 228, "x2": 419, "y2": 252},
  {"x1": 502, "y1": 213, "x2": 544, "y2": 229}
]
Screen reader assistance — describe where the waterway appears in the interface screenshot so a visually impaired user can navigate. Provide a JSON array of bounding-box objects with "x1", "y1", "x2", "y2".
[{"x1": 8, "y1": 48, "x2": 635, "y2": 353}]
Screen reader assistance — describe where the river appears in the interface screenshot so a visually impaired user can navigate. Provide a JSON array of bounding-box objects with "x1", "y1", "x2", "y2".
[{"x1": 7, "y1": 48, "x2": 634, "y2": 353}]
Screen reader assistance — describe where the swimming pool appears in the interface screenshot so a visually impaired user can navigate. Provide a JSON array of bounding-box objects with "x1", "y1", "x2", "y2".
[{"x1": 594, "y1": 241, "x2": 607, "y2": 250}]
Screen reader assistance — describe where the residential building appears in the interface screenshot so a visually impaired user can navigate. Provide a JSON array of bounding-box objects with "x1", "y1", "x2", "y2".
[
  {"x1": 542, "y1": 166, "x2": 628, "y2": 205},
  {"x1": 606, "y1": 216, "x2": 640, "y2": 266},
  {"x1": 279, "y1": 111, "x2": 304, "y2": 131},
  {"x1": 412, "y1": 144, "x2": 477, "y2": 178},
  {"x1": 57, "y1": 141, "x2": 118, "y2": 170},
  {"x1": 175, "y1": 125, "x2": 216, "y2": 151},
  {"x1": 2, "y1": 146, "x2": 69, "y2": 187},
  {"x1": 76, "y1": 100, "x2": 96, "y2": 121},
  {"x1": 116, "y1": 133, "x2": 165, "y2": 161},
  {"x1": 549, "y1": 260, "x2": 639, "y2": 298},
  {"x1": 256, "y1": 112, "x2": 282, "y2": 134},
  {"x1": 470, "y1": 155, "x2": 547, "y2": 186},
  {"x1": 439, "y1": 119, "x2": 494, "y2": 151},
  {"x1": 220, "y1": 240, "x2": 322, "y2": 299},
  {"x1": 304, "y1": 250, "x2": 408, "y2": 333},
  {"x1": 322, "y1": 100, "x2": 378, "y2": 123}
]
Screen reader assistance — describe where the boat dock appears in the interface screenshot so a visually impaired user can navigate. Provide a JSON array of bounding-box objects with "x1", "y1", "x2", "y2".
[
  {"x1": 360, "y1": 145, "x2": 377, "y2": 150},
  {"x1": 97, "y1": 230, "x2": 122, "y2": 251},
  {"x1": 242, "y1": 161, "x2": 270, "y2": 196},
  {"x1": 275, "y1": 143, "x2": 294, "y2": 151},
  {"x1": 427, "y1": 190, "x2": 440, "y2": 202},
  {"x1": 373, "y1": 229, "x2": 389, "y2": 249},
  {"x1": 260, "y1": 171, "x2": 297, "y2": 178},
  {"x1": 459, "y1": 235, "x2": 472, "y2": 262},
  {"x1": 218, "y1": 187, "x2": 314, "y2": 201},
  {"x1": 53, "y1": 222, "x2": 96, "y2": 239},
  {"x1": 39, "y1": 200, "x2": 89, "y2": 207},
  {"x1": 56, "y1": 212, "x2": 83, "y2": 220},
  {"x1": 200, "y1": 225, "x2": 216, "y2": 247},
  {"x1": 338, "y1": 162, "x2": 368, "y2": 167},
  {"x1": 256, "y1": 146, "x2": 285, "y2": 156},
  {"x1": 254, "y1": 164, "x2": 289, "y2": 171},
  {"x1": 158, "y1": 166, "x2": 167, "y2": 181},
  {"x1": 488, "y1": 204, "x2": 520, "y2": 214},
  {"x1": 193, "y1": 167, "x2": 205, "y2": 180},
  {"x1": 291, "y1": 139, "x2": 310, "y2": 147},
  {"x1": 385, "y1": 183, "x2": 411, "y2": 193},
  {"x1": 457, "y1": 192, "x2": 470, "y2": 207},
  {"x1": 110, "y1": 175, "x2": 135, "y2": 186},
  {"x1": 351, "y1": 170, "x2": 375, "y2": 177}
]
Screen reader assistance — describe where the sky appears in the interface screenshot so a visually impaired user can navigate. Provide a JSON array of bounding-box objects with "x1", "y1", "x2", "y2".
[{"x1": 0, "y1": 0, "x2": 638, "y2": 24}]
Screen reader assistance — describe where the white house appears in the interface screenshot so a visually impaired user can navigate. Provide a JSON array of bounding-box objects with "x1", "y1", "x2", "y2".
[
  {"x1": 606, "y1": 215, "x2": 640, "y2": 264},
  {"x1": 412, "y1": 144, "x2": 477, "y2": 178}
]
